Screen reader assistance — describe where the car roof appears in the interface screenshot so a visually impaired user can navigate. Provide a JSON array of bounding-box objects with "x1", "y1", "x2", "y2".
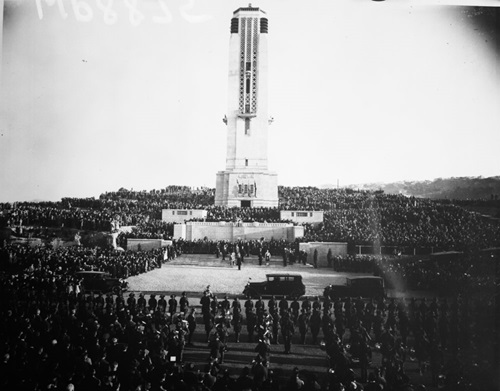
[
  {"x1": 347, "y1": 276, "x2": 383, "y2": 280},
  {"x1": 266, "y1": 273, "x2": 302, "y2": 277}
]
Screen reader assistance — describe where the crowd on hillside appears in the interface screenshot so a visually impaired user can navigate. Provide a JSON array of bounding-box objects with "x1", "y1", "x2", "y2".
[{"x1": 2, "y1": 186, "x2": 500, "y2": 252}]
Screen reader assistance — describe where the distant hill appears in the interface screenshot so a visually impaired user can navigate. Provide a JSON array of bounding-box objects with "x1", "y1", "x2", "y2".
[{"x1": 326, "y1": 176, "x2": 500, "y2": 200}]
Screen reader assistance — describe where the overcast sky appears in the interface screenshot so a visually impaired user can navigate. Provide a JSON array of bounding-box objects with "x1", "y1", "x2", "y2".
[{"x1": 1, "y1": 0, "x2": 499, "y2": 202}]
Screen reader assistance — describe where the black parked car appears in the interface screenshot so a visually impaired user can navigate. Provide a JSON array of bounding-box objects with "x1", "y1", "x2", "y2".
[
  {"x1": 243, "y1": 273, "x2": 305, "y2": 299},
  {"x1": 75, "y1": 271, "x2": 127, "y2": 294},
  {"x1": 324, "y1": 276, "x2": 386, "y2": 300}
]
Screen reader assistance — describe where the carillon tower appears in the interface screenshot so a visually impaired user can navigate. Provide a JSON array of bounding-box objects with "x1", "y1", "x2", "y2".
[{"x1": 215, "y1": 5, "x2": 278, "y2": 207}]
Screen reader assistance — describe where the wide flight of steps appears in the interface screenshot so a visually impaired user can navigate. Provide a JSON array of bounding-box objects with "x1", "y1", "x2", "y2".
[{"x1": 166, "y1": 254, "x2": 311, "y2": 268}]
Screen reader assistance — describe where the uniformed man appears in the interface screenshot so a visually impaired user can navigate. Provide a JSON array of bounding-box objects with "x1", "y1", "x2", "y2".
[
  {"x1": 220, "y1": 295, "x2": 231, "y2": 313},
  {"x1": 298, "y1": 309, "x2": 309, "y2": 345},
  {"x1": 127, "y1": 293, "x2": 136, "y2": 313},
  {"x1": 255, "y1": 296, "x2": 265, "y2": 316},
  {"x1": 268, "y1": 296, "x2": 277, "y2": 314},
  {"x1": 158, "y1": 294, "x2": 167, "y2": 313},
  {"x1": 302, "y1": 297, "x2": 312, "y2": 314},
  {"x1": 210, "y1": 295, "x2": 219, "y2": 317},
  {"x1": 310, "y1": 308, "x2": 322, "y2": 344},
  {"x1": 168, "y1": 295, "x2": 178, "y2": 315},
  {"x1": 244, "y1": 296, "x2": 254, "y2": 318},
  {"x1": 231, "y1": 307, "x2": 243, "y2": 343},
  {"x1": 246, "y1": 309, "x2": 257, "y2": 343},
  {"x1": 290, "y1": 297, "x2": 300, "y2": 323},
  {"x1": 180, "y1": 291, "x2": 189, "y2": 313},
  {"x1": 281, "y1": 311, "x2": 295, "y2": 354},
  {"x1": 148, "y1": 294, "x2": 157, "y2": 312},
  {"x1": 200, "y1": 291, "x2": 211, "y2": 316},
  {"x1": 186, "y1": 308, "x2": 197, "y2": 346},
  {"x1": 232, "y1": 297, "x2": 242, "y2": 316},
  {"x1": 279, "y1": 296, "x2": 289, "y2": 316},
  {"x1": 312, "y1": 296, "x2": 322, "y2": 313}
]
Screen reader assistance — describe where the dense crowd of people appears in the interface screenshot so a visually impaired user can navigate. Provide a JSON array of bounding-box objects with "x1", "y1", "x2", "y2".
[
  {"x1": 0, "y1": 240, "x2": 496, "y2": 390},
  {"x1": 2, "y1": 186, "x2": 499, "y2": 252},
  {"x1": 1, "y1": 186, "x2": 498, "y2": 390}
]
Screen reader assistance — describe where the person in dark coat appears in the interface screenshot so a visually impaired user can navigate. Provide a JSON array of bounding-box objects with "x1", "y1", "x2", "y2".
[
  {"x1": 168, "y1": 295, "x2": 178, "y2": 315},
  {"x1": 158, "y1": 294, "x2": 167, "y2": 313},
  {"x1": 291, "y1": 298, "x2": 300, "y2": 323},
  {"x1": 281, "y1": 311, "x2": 295, "y2": 354},
  {"x1": 298, "y1": 309, "x2": 309, "y2": 344},
  {"x1": 244, "y1": 296, "x2": 254, "y2": 318},
  {"x1": 310, "y1": 309, "x2": 322, "y2": 344},
  {"x1": 255, "y1": 337, "x2": 271, "y2": 365},
  {"x1": 302, "y1": 297, "x2": 312, "y2": 313},
  {"x1": 148, "y1": 294, "x2": 157, "y2": 312},
  {"x1": 232, "y1": 297, "x2": 242, "y2": 316},
  {"x1": 231, "y1": 308, "x2": 243, "y2": 343},
  {"x1": 247, "y1": 310, "x2": 257, "y2": 342},
  {"x1": 279, "y1": 296, "x2": 289, "y2": 316},
  {"x1": 200, "y1": 291, "x2": 211, "y2": 315},
  {"x1": 255, "y1": 296, "x2": 265, "y2": 316},
  {"x1": 179, "y1": 292, "x2": 189, "y2": 314},
  {"x1": 186, "y1": 308, "x2": 197, "y2": 346}
]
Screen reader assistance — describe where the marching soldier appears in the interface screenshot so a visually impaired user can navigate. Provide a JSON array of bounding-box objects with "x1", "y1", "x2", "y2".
[
  {"x1": 312, "y1": 296, "x2": 322, "y2": 313},
  {"x1": 290, "y1": 297, "x2": 300, "y2": 323},
  {"x1": 168, "y1": 294, "x2": 178, "y2": 315},
  {"x1": 310, "y1": 308, "x2": 322, "y2": 344},
  {"x1": 148, "y1": 294, "x2": 157, "y2": 312},
  {"x1": 158, "y1": 294, "x2": 167, "y2": 313},
  {"x1": 268, "y1": 296, "x2": 277, "y2": 314},
  {"x1": 302, "y1": 297, "x2": 312, "y2": 314},
  {"x1": 180, "y1": 291, "x2": 189, "y2": 313},
  {"x1": 200, "y1": 290, "x2": 211, "y2": 316},
  {"x1": 281, "y1": 311, "x2": 295, "y2": 354},
  {"x1": 210, "y1": 295, "x2": 218, "y2": 316},
  {"x1": 127, "y1": 293, "x2": 136, "y2": 313},
  {"x1": 137, "y1": 293, "x2": 146, "y2": 312},
  {"x1": 255, "y1": 296, "x2": 265, "y2": 316},
  {"x1": 231, "y1": 307, "x2": 243, "y2": 343},
  {"x1": 220, "y1": 295, "x2": 231, "y2": 313},
  {"x1": 203, "y1": 310, "x2": 214, "y2": 342},
  {"x1": 298, "y1": 309, "x2": 309, "y2": 344},
  {"x1": 244, "y1": 296, "x2": 254, "y2": 318},
  {"x1": 279, "y1": 296, "x2": 289, "y2": 316},
  {"x1": 247, "y1": 309, "x2": 257, "y2": 343},
  {"x1": 186, "y1": 308, "x2": 197, "y2": 346},
  {"x1": 271, "y1": 311, "x2": 280, "y2": 345},
  {"x1": 255, "y1": 337, "x2": 271, "y2": 366},
  {"x1": 232, "y1": 297, "x2": 242, "y2": 316}
]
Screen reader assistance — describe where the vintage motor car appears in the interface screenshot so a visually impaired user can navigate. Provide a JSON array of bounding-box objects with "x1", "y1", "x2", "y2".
[
  {"x1": 324, "y1": 276, "x2": 386, "y2": 300},
  {"x1": 75, "y1": 271, "x2": 127, "y2": 294},
  {"x1": 243, "y1": 273, "x2": 306, "y2": 299}
]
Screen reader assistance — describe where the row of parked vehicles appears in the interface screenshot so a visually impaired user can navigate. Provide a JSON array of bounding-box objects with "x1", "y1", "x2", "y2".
[
  {"x1": 243, "y1": 273, "x2": 386, "y2": 299},
  {"x1": 75, "y1": 270, "x2": 385, "y2": 300}
]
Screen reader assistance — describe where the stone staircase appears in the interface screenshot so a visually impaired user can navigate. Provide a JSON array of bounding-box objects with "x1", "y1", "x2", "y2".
[{"x1": 165, "y1": 253, "x2": 307, "y2": 268}]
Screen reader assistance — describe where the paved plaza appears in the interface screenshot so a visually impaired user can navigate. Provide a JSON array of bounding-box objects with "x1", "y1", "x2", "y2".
[{"x1": 128, "y1": 254, "x2": 353, "y2": 297}]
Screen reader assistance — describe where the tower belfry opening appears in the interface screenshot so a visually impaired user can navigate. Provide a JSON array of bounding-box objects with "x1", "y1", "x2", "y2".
[{"x1": 215, "y1": 6, "x2": 278, "y2": 207}]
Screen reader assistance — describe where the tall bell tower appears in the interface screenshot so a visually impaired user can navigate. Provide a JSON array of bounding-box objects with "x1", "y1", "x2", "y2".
[{"x1": 215, "y1": 5, "x2": 278, "y2": 207}]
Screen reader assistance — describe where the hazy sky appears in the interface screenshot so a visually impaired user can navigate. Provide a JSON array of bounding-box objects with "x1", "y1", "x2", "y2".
[{"x1": 1, "y1": 0, "x2": 499, "y2": 202}]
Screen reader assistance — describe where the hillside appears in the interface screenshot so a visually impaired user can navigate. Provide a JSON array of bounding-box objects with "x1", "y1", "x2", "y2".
[{"x1": 341, "y1": 176, "x2": 500, "y2": 200}]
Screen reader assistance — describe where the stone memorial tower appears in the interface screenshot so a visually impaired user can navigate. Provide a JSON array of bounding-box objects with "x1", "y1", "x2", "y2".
[{"x1": 215, "y1": 5, "x2": 278, "y2": 207}]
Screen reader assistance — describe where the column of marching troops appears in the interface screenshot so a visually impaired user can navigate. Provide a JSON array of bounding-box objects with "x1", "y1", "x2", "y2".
[
  {"x1": 199, "y1": 287, "x2": 335, "y2": 366},
  {"x1": 196, "y1": 289, "x2": 477, "y2": 387},
  {"x1": 114, "y1": 288, "x2": 480, "y2": 387}
]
